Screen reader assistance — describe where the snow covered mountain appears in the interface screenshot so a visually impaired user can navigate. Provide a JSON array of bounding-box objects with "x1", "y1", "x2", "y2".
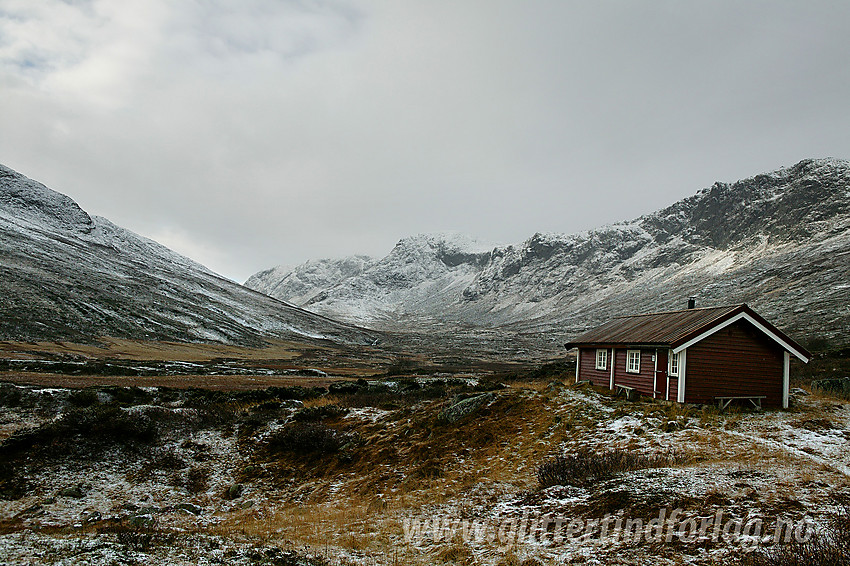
[
  {"x1": 245, "y1": 255, "x2": 377, "y2": 307},
  {"x1": 0, "y1": 164, "x2": 376, "y2": 346},
  {"x1": 247, "y1": 158, "x2": 850, "y2": 344},
  {"x1": 249, "y1": 233, "x2": 493, "y2": 328}
]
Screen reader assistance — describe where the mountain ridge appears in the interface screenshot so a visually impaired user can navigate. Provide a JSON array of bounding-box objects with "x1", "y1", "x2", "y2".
[
  {"x1": 0, "y1": 164, "x2": 377, "y2": 347},
  {"x1": 246, "y1": 158, "x2": 850, "y2": 345}
]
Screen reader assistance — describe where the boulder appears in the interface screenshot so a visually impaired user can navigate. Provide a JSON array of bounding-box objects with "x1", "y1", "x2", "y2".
[
  {"x1": 437, "y1": 393, "x2": 496, "y2": 424},
  {"x1": 59, "y1": 484, "x2": 86, "y2": 498}
]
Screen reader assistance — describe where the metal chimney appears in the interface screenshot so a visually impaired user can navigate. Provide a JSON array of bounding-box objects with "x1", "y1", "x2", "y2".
[{"x1": 687, "y1": 297, "x2": 696, "y2": 309}]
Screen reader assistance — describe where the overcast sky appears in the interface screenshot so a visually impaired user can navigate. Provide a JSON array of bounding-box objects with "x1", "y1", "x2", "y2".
[{"x1": 2, "y1": 1, "x2": 849, "y2": 282}]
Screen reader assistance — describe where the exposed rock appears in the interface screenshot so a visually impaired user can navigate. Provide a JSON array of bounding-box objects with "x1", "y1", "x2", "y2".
[
  {"x1": 225, "y1": 483, "x2": 244, "y2": 500},
  {"x1": 128, "y1": 514, "x2": 157, "y2": 528},
  {"x1": 438, "y1": 392, "x2": 496, "y2": 424},
  {"x1": 58, "y1": 485, "x2": 86, "y2": 499},
  {"x1": 81, "y1": 511, "x2": 102, "y2": 523},
  {"x1": 248, "y1": 232, "x2": 494, "y2": 329},
  {"x1": 245, "y1": 256, "x2": 377, "y2": 305},
  {"x1": 248, "y1": 158, "x2": 850, "y2": 346},
  {"x1": 14, "y1": 503, "x2": 43, "y2": 519},
  {"x1": 169, "y1": 503, "x2": 204, "y2": 515}
]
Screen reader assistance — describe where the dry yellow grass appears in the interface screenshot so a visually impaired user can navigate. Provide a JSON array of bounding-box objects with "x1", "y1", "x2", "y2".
[
  {"x1": 0, "y1": 337, "x2": 317, "y2": 362},
  {"x1": 211, "y1": 498, "x2": 431, "y2": 564},
  {"x1": 301, "y1": 395, "x2": 346, "y2": 409},
  {"x1": 193, "y1": 387, "x2": 574, "y2": 563}
]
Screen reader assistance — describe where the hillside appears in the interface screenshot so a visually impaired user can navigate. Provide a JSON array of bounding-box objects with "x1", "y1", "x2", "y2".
[
  {"x1": 247, "y1": 158, "x2": 850, "y2": 345},
  {"x1": 1, "y1": 373, "x2": 848, "y2": 564},
  {"x1": 245, "y1": 255, "x2": 378, "y2": 307},
  {"x1": 254, "y1": 233, "x2": 493, "y2": 328},
  {"x1": 0, "y1": 164, "x2": 376, "y2": 347}
]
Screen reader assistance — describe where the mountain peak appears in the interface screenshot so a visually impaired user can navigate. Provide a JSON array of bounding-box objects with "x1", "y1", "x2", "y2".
[
  {"x1": 0, "y1": 164, "x2": 93, "y2": 234},
  {"x1": 247, "y1": 158, "x2": 850, "y2": 343},
  {"x1": 393, "y1": 232, "x2": 494, "y2": 254}
]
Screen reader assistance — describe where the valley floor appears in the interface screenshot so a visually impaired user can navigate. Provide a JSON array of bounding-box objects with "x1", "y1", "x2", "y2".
[{"x1": 0, "y1": 371, "x2": 848, "y2": 565}]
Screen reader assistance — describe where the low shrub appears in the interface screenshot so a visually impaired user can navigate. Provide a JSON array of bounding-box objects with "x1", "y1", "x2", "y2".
[
  {"x1": 100, "y1": 386, "x2": 153, "y2": 406},
  {"x1": 186, "y1": 466, "x2": 210, "y2": 494},
  {"x1": 812, "y1": 378, "x2": 850, "y2": 400},
  {"x1": 244, "y1": 548, "x2": 330, "y2": 566},
  {"x1": 293, "y1": 405, "x2": 348, "y2": 422},
  {"x1": 267, "y1": 423, "x2": 355, "y2": 457},
  {"x1": 2, "y1": 405, "x2": 156, "y2": 451},
  {"x1": 152, "y1": 448, "x2": 187, "y2": 470},
  {"x1": 338, "y1": 381, "x2": 460, "y2": 409},
  {"x1": 74, "y1": 406, "x2": 158, "y2": 444},
  {"x1": 0, "y1": 405, "x2": 157, "y2": 459},
  {"x1": 435, "y1": 541, "x2": 476, "y2": 566},
  {"x1": 473, "y1": 377, "x2": 507, "y2": 392},
  {"x1": 0, "y1": 384, "x2": 24, "y2": 408},
  {"x1": 116, "y1": 529, "x2": 158, "y2": 552},
  {"x1": 791, "y1": 344, "x2": 850, "y2": 398},
  {"x1": 110, "y1": 520, "x2": 175, "y2": 552},
  {"x1": 224, "y1": 483, "x2": 244, "y2": 500},
  {"x1": 384, "y1": 356, "x2": 420, "y2": 376},
  {"x1": 538, "y1": 448, "x2": 687, "y2": 488},
  {"x1": 67, "y1": 389, "x2": 100, "y2": 407},
  {"x1": 738, "y1": 493, "x2": 850, "y2": 566},
  {"x1": 250, "y1": 400, "x2": 283, "y2": 412}
]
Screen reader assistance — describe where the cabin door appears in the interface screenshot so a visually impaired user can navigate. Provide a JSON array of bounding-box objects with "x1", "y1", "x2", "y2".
[{"x1": 654, "y1": 349, "x2": 667, "y2": 399}]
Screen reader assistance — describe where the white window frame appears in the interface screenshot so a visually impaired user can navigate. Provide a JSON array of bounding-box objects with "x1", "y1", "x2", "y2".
[
  {"x1": 595, "y1": 349, "x2": 607, "y2": 370},
  {"x1": 626, "y1": 350, "x2": 641, "y2": 374},
  {"x1": 668, "y1": 350, "x2": 679, "y2": 377}
]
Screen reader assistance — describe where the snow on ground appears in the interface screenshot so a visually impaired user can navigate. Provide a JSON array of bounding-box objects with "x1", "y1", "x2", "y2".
[
  {"x1": 1, "y1": 383, "x2": 849, "y2": 565},
  {"x1": 386, "y1": 387, "x2": 850, "y2": 565}
]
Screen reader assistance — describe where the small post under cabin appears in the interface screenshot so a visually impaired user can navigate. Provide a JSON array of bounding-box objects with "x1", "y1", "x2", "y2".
[{"x1": 565, "y1": 302, "x2": 810, "y2": 409}]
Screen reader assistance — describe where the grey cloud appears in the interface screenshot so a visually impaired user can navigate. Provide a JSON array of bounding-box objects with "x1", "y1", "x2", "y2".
[{"x1": 1, "y1": 1, "x2": 849, "y2": 282}]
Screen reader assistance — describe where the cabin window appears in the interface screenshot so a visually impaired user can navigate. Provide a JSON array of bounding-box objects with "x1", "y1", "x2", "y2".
[
  {"x1": 669, "y1": 351, "x2": 679, "y2": 376},
  {"x1": 595, "y1": 349, "x2": 607, "y2": 370},
  {"x1": 626, "y1": 350, "x2": 641, "y2": 373}
]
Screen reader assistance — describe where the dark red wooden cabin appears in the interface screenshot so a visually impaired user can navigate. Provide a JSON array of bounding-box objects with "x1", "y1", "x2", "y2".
[{"x1": 565, "y1": 304, "x2": 810, "y2": 408}]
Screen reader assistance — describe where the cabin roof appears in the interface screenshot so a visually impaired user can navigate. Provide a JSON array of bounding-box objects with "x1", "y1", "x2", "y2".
[{"x1": 564, "y1": 304, "x2": 810, "y2": 362}]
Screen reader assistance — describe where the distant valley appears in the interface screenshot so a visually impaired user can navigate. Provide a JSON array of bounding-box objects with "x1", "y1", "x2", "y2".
[{"x1": 1, "y1": 158, "x2": 847, "y2": 357}]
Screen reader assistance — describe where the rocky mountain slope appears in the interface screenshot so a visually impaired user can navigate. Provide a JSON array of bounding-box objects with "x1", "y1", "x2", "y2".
[
  {"x1": 247, "y1": 158, "x2": 850, "y2": 345},
  {"x1": 245, "y1": 255, "x2": 377, "y2": 307},
  {"x1": 249, "y1": 233, "x2": 494, "y2": 329},
  {"x1": 0, "y1": 164, "x2": 376, "y2": 346}
]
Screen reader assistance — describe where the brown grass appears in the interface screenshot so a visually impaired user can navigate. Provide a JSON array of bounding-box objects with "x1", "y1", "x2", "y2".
[
  {"x1": 302, "y1": 395, "x2": 345, "y2": 409},
  {"x1": 232, "y1": 386, "x2": 578, "y2": 537},
  {"x1": 435, "y1": 538, "x2": 476, "y2": 565},
  {"x1": 212, "y1": 499, "x2": 419, "y2": 563},
  {"x1": 0, "y1": 337, "x2": 316, "y2": 362},
  {"x1": 0, "y1": 372, "x2": 360, "y2": 391}
]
